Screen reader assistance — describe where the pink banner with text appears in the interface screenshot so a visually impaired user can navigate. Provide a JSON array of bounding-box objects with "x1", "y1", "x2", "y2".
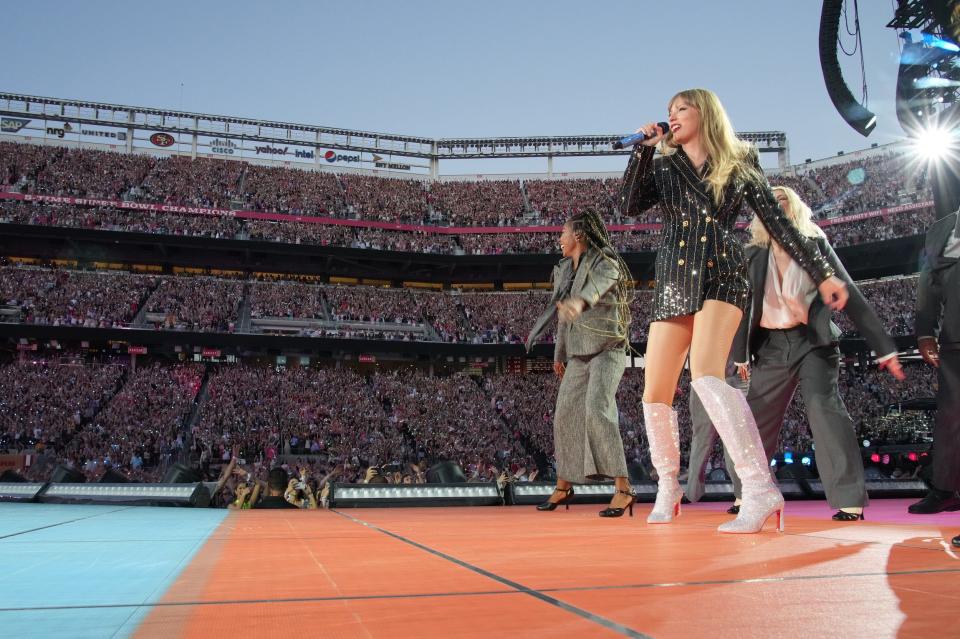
[{"x1": 0, "y1": 191, "x2": 933, "y2": 235}]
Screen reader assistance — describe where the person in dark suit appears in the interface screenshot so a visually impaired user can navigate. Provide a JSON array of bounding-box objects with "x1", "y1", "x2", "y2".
[
  {"x1": 912, "y1": 208, "x2": 960, "y2": 514},
  {"x1": 621, "y1": 88, "x2": 849, "y2": 533},
  {"x1": 722, "y1": 186, "x2": 904, "y2": 521},
  {"x1": 526, "y1": 210, "x2": 635, "y2": 517}
]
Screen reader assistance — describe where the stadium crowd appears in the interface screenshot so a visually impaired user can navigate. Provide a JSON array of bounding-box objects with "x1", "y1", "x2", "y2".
[{"x1": 0, "y1": 354, "x2": 934, "y2": 503}]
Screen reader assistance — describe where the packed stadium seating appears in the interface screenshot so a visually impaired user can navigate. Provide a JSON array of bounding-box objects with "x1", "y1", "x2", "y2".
[
  {"x1": 0, "y1": 141, "x2": 937, "y2": 256},
  {"x1": 0, "y1": 357, "x2": 931, "y2": 493}
]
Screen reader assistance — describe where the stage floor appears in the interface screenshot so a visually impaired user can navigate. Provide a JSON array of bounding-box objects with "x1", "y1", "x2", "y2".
[{"x1": 0, "y1": 499, "x2": 957, "y2": 638}]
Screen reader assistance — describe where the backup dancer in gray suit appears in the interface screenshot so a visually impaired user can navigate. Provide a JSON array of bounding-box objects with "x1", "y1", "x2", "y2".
[
  {"x1": 724, "y1": 186, "x2": 904, "y2": 521},
  {"x1": 526, "y1": 210, "x2": 635, "y2": 517},
  {"x1": 912, "y1": 208, "x2": 960, "y2": 517}
]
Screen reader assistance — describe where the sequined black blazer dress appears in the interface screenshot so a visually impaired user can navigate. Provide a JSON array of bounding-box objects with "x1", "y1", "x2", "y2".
[{"x1": 619, "y1": 145, "x2": 836, "y2": 321}]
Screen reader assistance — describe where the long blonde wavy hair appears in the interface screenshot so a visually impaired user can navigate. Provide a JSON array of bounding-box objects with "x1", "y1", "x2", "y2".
[
  {"x1": 660, "y1": 88, "x2": 763, "y2": 206},
  {"x1": 748, "y1": 185, "x2": 825, "y2": 247}
]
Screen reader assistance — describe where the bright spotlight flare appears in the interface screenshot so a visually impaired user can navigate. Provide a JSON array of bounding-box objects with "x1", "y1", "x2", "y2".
[
  {"x1": 611, "y1": 122, "x2": 669, "y2": 149},
  {"x1": 914, "y1": 77, "x2": 960, "y2": 89},
  {"x1": 921, "y1": 32, "x2": 960, "y2": 53},
  {"x1": 912, "y1": 125, "x2": 957, "y2": 161}
]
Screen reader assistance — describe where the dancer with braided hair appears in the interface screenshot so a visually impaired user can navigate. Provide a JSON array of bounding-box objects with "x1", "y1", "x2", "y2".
[
  {"x1": 621, "y1": 89, "x2": 849, "y2": 533},
  {"x1": 526, "y1": 209, "x2": 636, "y2": 517}
]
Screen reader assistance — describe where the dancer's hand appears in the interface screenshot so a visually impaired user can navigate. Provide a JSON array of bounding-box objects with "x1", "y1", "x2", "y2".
[
  {"x1": 736, "y1": 363, "x2": 750, "y2": 382},
  {"x1": 818, "y1": 276, "x2": 848, "y2": 311},
  {"x1": 918, "y1": 337, "x2": 940, "y2": 368},
  {"x1": 557, "y1": 298, "x2": 585, "y2": 322},
  {"x1": 636, "y1": 122, "x2": 667, "y2": 147},
  {"x1": 878, "y1": 355, "x2": 906, "y2": 380},
  {"x1": 553, "y1": 361, "x2": 565, "y2": 380}
]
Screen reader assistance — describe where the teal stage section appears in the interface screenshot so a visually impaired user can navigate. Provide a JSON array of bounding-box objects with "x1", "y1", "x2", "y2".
[{"x1": 0, "y1": 503, "x2": 227, "y2": 639}]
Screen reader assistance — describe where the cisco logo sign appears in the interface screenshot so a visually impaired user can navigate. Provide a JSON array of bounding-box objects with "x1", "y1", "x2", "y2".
[
  {"x1": 324, "y1": 150, "x2": 360, "y2": 163},
  {"x1": 209, "y1": 138, "x2": 238, "y2": 155}
]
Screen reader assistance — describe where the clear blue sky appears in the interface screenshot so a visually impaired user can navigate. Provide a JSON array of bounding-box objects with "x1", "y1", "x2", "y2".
[{"x1": 1, "y1": 1, "x2": 909, "y2": 174}]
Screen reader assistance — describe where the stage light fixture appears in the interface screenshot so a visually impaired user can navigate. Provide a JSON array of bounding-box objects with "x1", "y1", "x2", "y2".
[
  {"x1": 863, "y1": 478, "x2": 928, "y2": 498},
  {"x1": 819, "y1": 0, "x2": 877, "y2": 137},
  {"x1": 805, "y1": 477, "x2": 927, "y2": 499},
  {"x1": 922, "y1": 31, "x2": 960, "y2": 53},
  {"x1": 331, "y1": 482, "x2": 502, "y2": 508},
  {"x1": 0, "y1": 482, "x2": 47, "y2": 503},
  {"x1": 38, "y1": 483, "x2": 210, "y2": 507},
  {"x1": 510, "y1": 481, "x2": 659, "y2": 505}
]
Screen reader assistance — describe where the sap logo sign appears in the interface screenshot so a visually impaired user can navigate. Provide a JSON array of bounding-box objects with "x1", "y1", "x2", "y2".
[{"x1": 1, "y1": 118, "x2": 30, "y2": 133}]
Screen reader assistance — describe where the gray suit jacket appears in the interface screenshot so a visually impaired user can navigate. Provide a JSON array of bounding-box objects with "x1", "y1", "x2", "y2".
[
  {"x1": 526, "y1": 247, "x2": 627, "y2": 362},
  {"x1": 731, "y1": 236, "x2": 896, "y2": 363},
  {"x1": 916, "y1": 211, "x2": 960, "y2": 346}
]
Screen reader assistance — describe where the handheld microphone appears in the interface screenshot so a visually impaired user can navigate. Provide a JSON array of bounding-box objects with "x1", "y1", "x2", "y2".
[{"x1": 612, "y1": 122, "x2": 669, "y2": 150}]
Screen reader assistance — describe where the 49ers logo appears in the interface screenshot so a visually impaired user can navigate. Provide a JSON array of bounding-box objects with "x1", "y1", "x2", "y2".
[{"x1": 150, "y1": 133, "x2": 175, "y2": 147}]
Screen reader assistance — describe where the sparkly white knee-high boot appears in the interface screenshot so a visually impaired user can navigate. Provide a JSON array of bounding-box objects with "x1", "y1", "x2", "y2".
[
  {"x1": 643, "y1": 402, "x2": 683, "y2": 523},
  {"x1": 690, "y1": 376, "x2": 784, "y2": 534}
]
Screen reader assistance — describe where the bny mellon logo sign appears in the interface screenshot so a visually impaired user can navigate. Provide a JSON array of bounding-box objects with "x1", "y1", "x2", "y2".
[{"x1": 372, "y1": 153, "x2": 412, "y2": 171}]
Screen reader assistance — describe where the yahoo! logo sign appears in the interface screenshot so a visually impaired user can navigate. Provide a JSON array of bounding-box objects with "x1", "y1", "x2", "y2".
[
  {"x1": 324, "y1": 150, "x2": 360, "y2": 163},
  {"x1": 255, "y1": 145, "x2": 289, "y2": 155},
  {"x1": 255, "y1": 145, "x2": 316, "y2": 159}
]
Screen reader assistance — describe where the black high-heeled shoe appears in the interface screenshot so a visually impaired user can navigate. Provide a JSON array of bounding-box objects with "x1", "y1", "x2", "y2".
[
  {"x1": 832, "y1": 509, "x2": 865, "y2": 521},
  {"x1": 537, "y1": 486, "x2": 575, "y2": 511},
  {"x1": 727, "y1": 504, "x2": 740, "y2": 515},
  {"x1": 599, "y1": 489, "x2": 637, "y2": 518}
]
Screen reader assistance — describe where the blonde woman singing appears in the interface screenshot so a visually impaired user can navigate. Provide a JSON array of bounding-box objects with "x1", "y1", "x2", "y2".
[{"x1": 621, "y1": 89, "x2": 848, "y2": 533}]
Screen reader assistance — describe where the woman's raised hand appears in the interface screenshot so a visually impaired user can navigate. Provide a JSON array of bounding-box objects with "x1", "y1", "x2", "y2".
[{"x1": 636, "y1": 122, "x2": 667, "y2": 147}]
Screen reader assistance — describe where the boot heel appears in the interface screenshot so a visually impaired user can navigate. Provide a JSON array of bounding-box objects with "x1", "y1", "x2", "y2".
[
  {"x1": 691, "y1": 376, "x2": 785, "y2": 535},
  {"x1": 642, "y1": 401, "x2": 682, "y2": 524}
]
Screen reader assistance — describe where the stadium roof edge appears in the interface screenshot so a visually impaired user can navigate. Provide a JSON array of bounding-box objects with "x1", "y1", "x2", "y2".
[{"x1": 0, "y1": 92, "x2": 787, "y2": 154}]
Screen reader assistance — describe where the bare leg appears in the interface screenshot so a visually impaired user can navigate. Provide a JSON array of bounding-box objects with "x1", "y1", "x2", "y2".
[
  {"x1": 608, "y1": 475, "x2": 634, "y2": 509},
  {"x1": 688, "y1": 300, "x2": 742, "y2": 379},
  {"x1": 642, "y1": 317, "x2": 693, "y2": 404},
  {"x1": 546, "y1": 480, "x2": 571, "y2": 503}
]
